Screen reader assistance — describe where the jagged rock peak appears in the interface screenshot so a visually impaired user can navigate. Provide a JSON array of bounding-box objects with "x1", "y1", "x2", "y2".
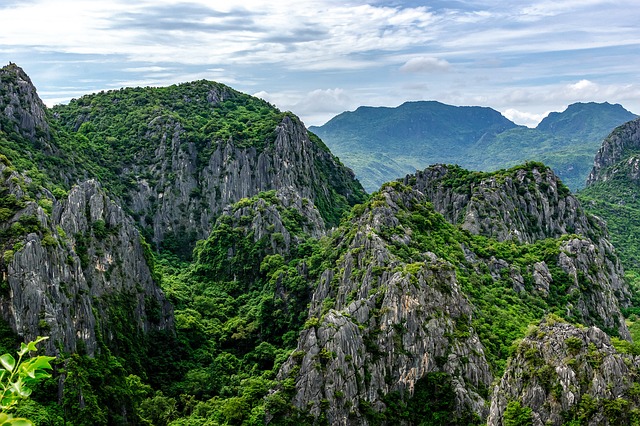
[
  {"x1": 0, "y1": 164, "x2": 172, "y2": 356},
  {"x1": 404, "y1": 162, "x2": 593, "y2": 244},
  {"x1": 274, "y1": 182, "x2": 493, "y2": 425},
  {"x1": 587, "y1": 117, "x2": 640, "y2": 186},
  {"x1": 488, "y1": 316, "x2": 640, "y2": 426},
  {"x1": 0, "y1": 62, "x2": 50, "y2": 143}
]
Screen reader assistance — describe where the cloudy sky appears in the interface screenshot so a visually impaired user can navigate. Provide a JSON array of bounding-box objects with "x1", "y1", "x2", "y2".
[{"x1": 1, "y1": 0, "x2": 639, "y2": 127}]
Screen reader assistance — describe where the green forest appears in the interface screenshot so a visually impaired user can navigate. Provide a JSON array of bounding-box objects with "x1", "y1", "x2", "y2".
[{"x1": 2, "y1": 63, "x2": 640, "y2": 425}]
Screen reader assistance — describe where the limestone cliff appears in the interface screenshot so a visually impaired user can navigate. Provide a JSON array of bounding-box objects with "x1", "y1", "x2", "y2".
[
  {"x1": 408, "y1": 164, "x2": 591, "y2": 243},
  {"x1": 273, "y1": 163, "x2": 632, "y2": 425},
  {"x1": 52, "y1": 83, "x2": 366, "y2": 254},
  {"x1": 0, "y1": 63, "x2": 50, "y2": 145},
  {"x1": 133, "y1": 114, "x2": 361, "y2": 248},
  {"x1": 488, "y1": 317, "x2": 640, "y2": 426},
  {"x1": 408, "y1": 163, "x2": 630, "y2": 336},
  {"x1": 0, "y1": 163, "x2": 172, "y2": 356},
  {"x1": 275, "y1": 183, "x2": 493, "y2": 425},
  {"x1": 587, "y1": 117, "x2": 640, "y2": 185}
]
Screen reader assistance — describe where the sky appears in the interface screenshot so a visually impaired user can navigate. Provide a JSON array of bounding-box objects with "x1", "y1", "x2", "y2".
[{"x1": 1, "y1": 0, "x2": 639, "y2": 127}]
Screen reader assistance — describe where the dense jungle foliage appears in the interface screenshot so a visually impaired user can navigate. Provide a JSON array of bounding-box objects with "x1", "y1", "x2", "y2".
[{"x1": 2, "y1": 63, "x2": 640, "y2": 425}]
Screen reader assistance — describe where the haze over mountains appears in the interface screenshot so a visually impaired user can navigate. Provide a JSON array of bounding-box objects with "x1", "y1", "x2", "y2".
[{"x1": 311, "y1": 101, "x2": 637, "y2": 192}]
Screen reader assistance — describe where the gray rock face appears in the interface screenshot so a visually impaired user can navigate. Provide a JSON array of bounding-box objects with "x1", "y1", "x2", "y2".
[
  {"x1": 0, "y1": 63, "x2": 50, "y2": 144},
  {"x1": 488, "y1": 318, "x2": 640, "y2": 426},
  {"x1": 587, "y1": 117, "x2": 640, "y2": 185},
  {"x1": 0, "y1": 165, "x2": 172, "y2": 356},
  {"x1": 275, "y1": 164, "x2": 633, "y2": 425},
  {"x1": 557, "y1": 238, "x2": 630, "y2": 338},
  {"x1": 117, "y1": 114, "x2": 362, "y2": 248},
  {"x1": 220, "y1": 189, "x2": 326, "y2": 256},
  {"x1": 406, "y1": 164, "x2": 630, "y2": 338},
  {"x1": 276, "y1": 185, "x2": 493, "y2": 425},
  {"x1": 409, "y1": 164, "x2": 591, "y2": 243}
]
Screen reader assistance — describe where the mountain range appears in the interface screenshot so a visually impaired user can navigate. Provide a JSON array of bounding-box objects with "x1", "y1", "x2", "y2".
[
  {"x1": 1, "y1": 62, "x2": 640, "y2": 425},
  {"x1": 310, "y1": 101, "x2": 637, "y2": 192}
]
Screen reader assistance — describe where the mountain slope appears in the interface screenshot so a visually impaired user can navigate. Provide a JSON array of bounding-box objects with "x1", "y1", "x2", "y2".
[
  {"x1": 0, "y1": 63, "x2": 368, "y2": 424},
  {"x1": 312, "y1": 101, "x2": 637, "y2": 192},
  {"x1": 579, "y1": 118, "x2": 640, "y2": 294},
  {"x1": 265, "y1": 163, "x2": 630, "y2": 425},
  {"x1": 311, "y1": 101, "x2": 518, "y2": 192},
  {"x1": 489, "y1": 316, "x2": 640, "y2": 426},
  {"x1": 50, "y1": 81, "x2": 366, "y2": 256},
  {"x1": 1, "y1": 62, "x2": 637, "y2": 426}
]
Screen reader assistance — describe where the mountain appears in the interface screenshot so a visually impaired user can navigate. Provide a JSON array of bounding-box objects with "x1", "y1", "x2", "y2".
[
  {"x1": 489, "y1": 316, "x2": 640, "y2": 425},
  {"x1": 1, "y1": 62, "x2": 638, "y2": 426},
  {"x1": 49, "y1": 80, "x2": 365, "y2": 259},
  {"x1": 311, "y1": 101, "x2": 637, "y2": 192},
  {"x1": 0, "y1": 63, "x2": 367, "y2": 424},
  {"x1": 579, "y1": 118, "x2": 640, "y2": 288},
  {"x1": 537, "y1": 102, "x2": 636, "y2": 140},
  {"x1": 264, "y1": 162, "x2": 630, "y2": 425},
  {"x1": 310, "y1": 101, "x2": 518, "y2": 192}
]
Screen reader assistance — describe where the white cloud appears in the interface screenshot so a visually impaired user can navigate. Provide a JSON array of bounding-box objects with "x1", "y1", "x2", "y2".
[
  {"x1": 2, "y1": 0, "x2": 640, "y2": 127},
  {"x1": 568, "y1": 79, "x2": 597, "y2": 92},
  {"x1": 251, "y1": 88, "x2": 356, "y2": 126},
  {"x1": 502, "y1": 108, "x2": 550, "y2": 128},
  {"x1": 122, "y1": 66, "x2": 171, "y2": 73},
  {"x1": 400, "y1": 57, "x2": 451, "y2": 73}
]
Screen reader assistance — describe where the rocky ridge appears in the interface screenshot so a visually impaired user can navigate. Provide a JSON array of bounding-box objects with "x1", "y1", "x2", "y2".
[
  {"x1": 587, "y1": 117, "x2": 640, "y2": 186},
  {"x1": 488, "y1": 317, "x2": 640, "y2": 426},
  {"x1": 0, "y1": 163, "x2": 172, "y2": 356},
  {"x1": 408, "y1": 164, "x2": 591, "y2": 244},
  {"x1": 51, "y1": 80, "x2": 366, "y2": 254},
  {"x1": 138, "y1": 114, "x2": 360, "y2": 247},
  {"x1": 276, "y1": 183, "x2": 493, "y2": 425},
  {"x1": 273, "y1": 163, "x2": 631, "y2": 424},
  {"x1": 0, "y1": 63, "x2": 50, "y2": 145}
]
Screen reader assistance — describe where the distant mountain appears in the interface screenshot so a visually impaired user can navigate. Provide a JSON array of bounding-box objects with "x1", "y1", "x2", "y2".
[
  {"x1": 311, "y1": 101, "x2": 637, "y2": 192},
  {"x1": 537, "y1": 101, "x2": 635, "y2": 139},
  {"x1": 310, "y1": 101, "x2": 518, "y2": 191}
]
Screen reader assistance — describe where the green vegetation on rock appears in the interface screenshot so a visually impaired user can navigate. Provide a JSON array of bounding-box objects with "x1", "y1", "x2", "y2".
[{"x1": 1, "y1": 62, "x2": 639, "y2": 426}]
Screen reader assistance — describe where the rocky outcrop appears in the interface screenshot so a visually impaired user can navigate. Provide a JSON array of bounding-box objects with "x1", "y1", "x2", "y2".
[
  {"x1": 408, "y1": 164, "x2": 591, "y2": 243},
  {"x1": 276, "y1": 184, "x2": 493, "y2": 425},
  {"x1": 50, "y1": 82, "x2": 366, "y2": 253},
  {"x1": 274, "y1": 163, "x2": 632, "y2": 424},
  {"x1": 0, "y1": 63, "x2": 50, "y2": 144},
  {"x1": 0, "y1": 164, "x2": 172, "y2": 356},
  {"x1": 556, "y1": 238, "x2": 630, "y2": 338},
  {"x1": 587, "y1": 118, "x2": 640, "y2": 185},
  {"x1": 408, "y1": 164, "x2": 630, "y2": 336},
  {"x1": 488, "y1": 318, "x2": 640, "y2": 426},
  {"x1": 131, "y1": 114, "x2": 363, "y2": 248}
]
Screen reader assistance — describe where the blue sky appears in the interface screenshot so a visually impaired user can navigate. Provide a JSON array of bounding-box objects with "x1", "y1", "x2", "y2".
[{"x1": 1, "y1": 0, "x2": 639, "y2": 127}]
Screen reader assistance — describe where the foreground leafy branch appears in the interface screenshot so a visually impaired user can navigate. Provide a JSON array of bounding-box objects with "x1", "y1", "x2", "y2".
[{"x1": 0, "y1": 336, "x2": 55, "y2": 426}]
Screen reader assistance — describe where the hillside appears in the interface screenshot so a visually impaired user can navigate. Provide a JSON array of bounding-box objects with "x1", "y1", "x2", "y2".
[
  {"x1": 311, "y1": 101, "x2": 637, "y2": 192},
  {"x1": 0, "y1": 63, "x2": 639, "y2": 426},
  {"x1": 0, "y1": 63, "x2": 367, "y2": 424},
  {"x1": 579, "y1": 118, "x2": 640, "y2": 297}
]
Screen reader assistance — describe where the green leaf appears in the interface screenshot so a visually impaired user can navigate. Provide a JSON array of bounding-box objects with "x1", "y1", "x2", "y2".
[
  {"x1": 0, "y1": 354, "x2": 15, "y2": 372},
  {"x1": 6, "y1": 419, "x2": 33, "y2": 426}
]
